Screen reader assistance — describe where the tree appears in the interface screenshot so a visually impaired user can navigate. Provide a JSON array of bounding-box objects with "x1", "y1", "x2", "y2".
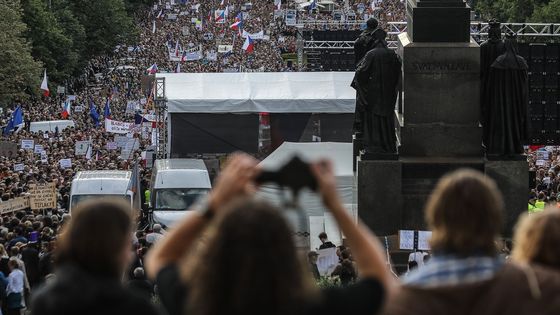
[
  {"x1": 0, "y1": 0, "x2": 42, "y2": 106},
  {"x1": 20, "y1": 0, "x2": 78, "y2": 84},
  {"x1": 70, "y1": 0, "x2": 137, "y2": 58},
  {"x1": 531, "y1": 0, "x2": 560, "y2": 22}
]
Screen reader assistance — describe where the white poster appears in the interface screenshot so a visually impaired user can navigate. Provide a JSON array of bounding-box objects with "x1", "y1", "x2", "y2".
[
  {"x1": 13, "y1": 164, "x2": 24, "y2": 172},
  {"x1": 34, "y1": 145, "x2": 44, "y2": 154},
  {"x1": 242, "y1": 30, "x2": 264, "y2": 39},
  {"x1": 59, "y1": 159, "x2": 72, "y2": 169},
  {"x1": 106, "y1": 142, "x2": 118, "y2": 150},
  {"x1": 316, "y1": 247, "x2": 338, "y2": 276},
  {"x1": 75, "y1": 141, "x2": 91, "y2": 156},
  {"x1": 418, "y1": 231, "x2": 432, "y2": 251},
  {"x1": 399, "y1": 230, "x2": 415, "y2": 250},
  {"x1": 218, "y1": 45, "x2": 234, "y2": 53},
  {"x1": 105, "y1": 119, "x2": 134, "y2": 134},
  {"x1": 21, "y1": 139, "x2": 34, "y2": 150}
]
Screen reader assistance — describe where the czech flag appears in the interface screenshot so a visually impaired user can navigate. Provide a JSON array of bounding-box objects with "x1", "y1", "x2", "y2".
[
  {"x1": 230, "y1": 13, "x2": 243, "y2": 32},
  {"x1": 147, "y1": 63, "x2": 158, "y2": 74},
  {"x1": 215, "y1": 9, "x2": 225, "y2": 23},
  {"x1": 40, "y1": 70, "x2": 49, "y2": 97},
  {"x1": 242, "y1": 36, "x2": 254, "y2": 54},
  {"x1": 61, "y1": 101, "x2": 71, "y2": 119}
]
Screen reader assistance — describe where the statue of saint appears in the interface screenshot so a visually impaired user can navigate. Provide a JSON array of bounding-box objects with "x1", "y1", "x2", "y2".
[
  {"x1": 353, "y1": 18, "x2": 380, "y2": 135},
  {"x1": 480, "y1": 20, "x2": 505, "y2": 141},
  {"x1": 351, "y1": 29, "x2": 402, "y2": 156},
  {"x1": 485, "y1": 33, "x2": 529, "y2": 157}
]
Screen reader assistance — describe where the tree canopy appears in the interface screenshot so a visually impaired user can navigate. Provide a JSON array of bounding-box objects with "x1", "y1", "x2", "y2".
[{"x1": 476, "y1": 0, "x2": 560, "y2": 23}]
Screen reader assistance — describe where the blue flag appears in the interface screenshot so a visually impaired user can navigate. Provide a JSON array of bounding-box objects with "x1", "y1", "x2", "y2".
[
  {"x1": 104, "y1": 98, "x2": 111, "y2": 119},
  {"x1": 3, "y1": 106, "x2": 23, "y2": 135},
  {"x1": 89, "y1": 98, "x2": 100, "y2": 127}
]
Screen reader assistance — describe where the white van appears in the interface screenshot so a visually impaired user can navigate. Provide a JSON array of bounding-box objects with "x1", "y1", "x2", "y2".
[
  {"x1": 150, "y1": 159, "x2": 211, "y2": 227},
  {"x1": 69, "y1": 170, "x2": 136, "y2": 214},
  {"x1": 30, "y1": 120, "x2": 75, "y2": 133}
]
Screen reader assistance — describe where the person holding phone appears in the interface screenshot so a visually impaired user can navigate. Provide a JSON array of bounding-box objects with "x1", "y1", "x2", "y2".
[{"x1": 146, "y1": 153, "x2": 395, "y2": 315}]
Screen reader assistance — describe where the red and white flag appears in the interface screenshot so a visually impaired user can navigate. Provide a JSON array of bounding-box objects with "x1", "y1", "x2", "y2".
[{"x1": 40, "y1": 70, "x2": 49, "y2": 97}]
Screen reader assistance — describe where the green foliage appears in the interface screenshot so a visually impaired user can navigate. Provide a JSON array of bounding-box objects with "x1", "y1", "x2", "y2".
[
  {"x1": 70, "y1": 0, "x2": 137, "y2": 58},
  {"x1": 0, "y1": 0, "x2": 42, "y2": 106},
  {"x1": 531, "y1": 0, "x2": 560, "y2": 22},
  {"x1": 21, "y1": 0, "x2": 79, "y2": 83},
  {"x1": 315, "y1": 276, "x2": 342, "y2": 289},
  {"x1": 476, "y1": 0, "x2": 559, "y2": 23}
]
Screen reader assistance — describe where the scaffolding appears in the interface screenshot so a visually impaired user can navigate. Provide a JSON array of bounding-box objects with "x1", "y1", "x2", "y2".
[{"x1": 154, "y1": 77, "x2": 167, "y2": 160}]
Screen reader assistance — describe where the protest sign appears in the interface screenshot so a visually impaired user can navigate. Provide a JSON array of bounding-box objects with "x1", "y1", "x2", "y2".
[
  {"x1": 21, "y1": 139, "x2": 34, "y2": 150},
  {"x1": 317, "y1": 248, "x2": 338, "y2": 276},
  {"x1": 218, "y1": 45, "x2": 233, "y2": 53},
  {"x1": 105, "y1": 119, "x2": 134, "y2": 134},
  {"x1": 106, "y1": 142, "x2": 118, "y2": 150},
  {"x1": 59, "y1": 159, "x2": 72, "y2": 169},
  {"x1": 75, "y1": 141, "x2": 91, "y2": 155},
  {"x1": 40, "y1": 151, "x2": 48, "y2": 163},
  {"x1": 399, "y1": 230, "x2": 415, "y2": 250},
  {"x1": 242, "y1": 30, "x2": 264, "y2": 39},
  {"x1": 114, "y1": 136, "x2": 129, "y2": 148},
  {"x1": 0, "y1": 141, "x2": 17, "y2": 157},
  {"x1": 126, "y1": 101, "x2": 140, "y2": 114},
  {"x1": 34, "y1": 145, "x2": 44, "y2": 154},
  {"x1": 13, "y1": 164, "x2": 24, "y2": 172},
  {"x1": 29, "y1": 182, "x2": 57, "y2": 210},
  {"x1": 418, "y1": 231, "x2": 432, "y2": 251},
  {"x1": 285, "y1": 9, "x2": 297, "y2": 26},
  {"x1": 74, "y1": 105, "x2": 83, "y2": 113},
  {"x1": 0, "y1": 197, "x2": 30, "y2": 214}
]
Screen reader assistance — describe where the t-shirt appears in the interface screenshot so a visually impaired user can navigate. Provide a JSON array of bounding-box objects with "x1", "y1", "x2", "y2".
[{"x1": 156, "y1": 265, "x2": 385, "y2": 315}]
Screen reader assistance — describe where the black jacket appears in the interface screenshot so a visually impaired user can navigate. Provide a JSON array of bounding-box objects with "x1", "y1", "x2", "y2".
[{"x1": 31, "y1": 265, "x2": 159, "y2": 315}]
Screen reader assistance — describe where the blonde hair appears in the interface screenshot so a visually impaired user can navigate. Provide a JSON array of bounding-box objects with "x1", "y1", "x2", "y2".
[
  {"x1": 425, "y1": 169, "x2": 504, "y2": 257},
  {"x1": 512, "y1": 207, "x2": 560, "y2": 270}
]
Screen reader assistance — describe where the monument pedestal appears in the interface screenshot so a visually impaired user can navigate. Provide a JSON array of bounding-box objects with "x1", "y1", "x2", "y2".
[
  {"x1": 406, "y1": 0, "x2": 471, "y2": 43},
  {"x1": 358, "y1": 158, "x2": 527, "y2": 237}
]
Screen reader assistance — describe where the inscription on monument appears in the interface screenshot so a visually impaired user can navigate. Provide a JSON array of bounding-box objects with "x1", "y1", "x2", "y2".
[{"x1": 412, "y1": 62, "x2": 471, "y2": 72}]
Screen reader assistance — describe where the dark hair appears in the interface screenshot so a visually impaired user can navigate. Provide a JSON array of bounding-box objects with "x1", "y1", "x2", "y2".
[
  {"x1": 408, "y1": 260, "x2": 418, "y2": 270},
  {"x1": 187, "y1": 199, "x2": 312, "y2": 315},
  {"x1": 318, "y1": 232, "x2": 328, "y2": 240},
  {"x1": 56, "y1": 199, "x2": 132, "y2": 278}
]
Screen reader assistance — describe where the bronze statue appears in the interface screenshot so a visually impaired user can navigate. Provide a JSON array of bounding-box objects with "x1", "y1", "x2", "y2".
[
  {"x1": 353, "y1": 18, "x2": 381, "y2": 136},
  {"x1": 485, "y1": 33, "x2": 529, "y2": 157},
  {"x1": 351, "y1": 29, "x2": 402, "y2": 156},
  {"x1": 480, "y1": 20, "x2": 505, "y2": 140}
]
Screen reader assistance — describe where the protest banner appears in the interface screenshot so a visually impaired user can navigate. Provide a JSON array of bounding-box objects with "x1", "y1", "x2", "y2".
[
  {"x1": 75, "y1": 141, "x2": 91, "y2": 155},
  {"x1": 34, "y1": 144, "x2": 44, "y2": 154},
  {"x1": 316, "y1": 247, "x2": 338, "y2": 276},
  {"x1": 21, "y1": 139, "x2": 34, "y2": 150},
  {"x1": 218, "y1": 45, "x2": 233, "y2": 53},
  {"x1": 242, "y1": 30, "x2": 264, "y2": 39},
  {"x1": 0, "y1": 197, "x2": 30, "y2": 214},
  {"x1": 59, "y1": 159, "x2": 72, "y2": 169},
  {"x1": 0, "y1": 141, "x2": 17, "y2": 157},
  {"x1": 106, "y1": 142, "x2": 118, "y2": 150},
  {"x1": 13, "y1": 164, "x2": 24, "y2": 172},
  {"x1": 29, "y1": 182, "x2": 57, "y2": 210},
  {"x1": 105, "y1": 119, "x2": 134, "y2": 134}
]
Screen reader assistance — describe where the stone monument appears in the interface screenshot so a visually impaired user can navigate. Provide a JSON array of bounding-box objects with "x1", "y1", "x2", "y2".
[{"x1": 357, "y1": 0, "x2": 528, "y2": 237}]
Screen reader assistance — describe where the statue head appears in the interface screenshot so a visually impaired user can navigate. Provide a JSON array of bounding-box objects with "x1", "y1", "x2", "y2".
[
  {"x1": 366, "y1": 18, "x2": 379, "y2": 30},
  {"x1": 488, "y1": 20, "x2": 502, "y2": 41},
  {"x1": 373, "y1": 28, "x2": 388, "y2": 48}
]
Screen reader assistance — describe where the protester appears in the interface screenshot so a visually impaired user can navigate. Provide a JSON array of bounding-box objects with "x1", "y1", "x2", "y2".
[
  {"x1": 382, "y1": 169, "x2": 560, "y2": 315},
  {"x1": 512, "y1": 207, "x2": 560, "y2": 270},
  {"x1": 30, "y1": 199, "x2": 159, "y2": 315},
  {"x1": 6, "y1": 259, "x2": 24, "y2": 315},
  {"x1": 126, "y1": 267, "x2": 154, "y2": 300},
  {"x1": 318, "y1": 232, "x2": 336, "y2": 249},
  {"x1": 146, "y1": 154, "x2": 394, "y2": 315},
  {"x1": 308, "y1": 251, "x2": 321, "y2": 280}
]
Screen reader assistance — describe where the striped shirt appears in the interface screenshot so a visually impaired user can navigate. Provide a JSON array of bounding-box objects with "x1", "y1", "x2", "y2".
[{"x1": 403, "y1": 255, "x2": 504, "y2": 288}]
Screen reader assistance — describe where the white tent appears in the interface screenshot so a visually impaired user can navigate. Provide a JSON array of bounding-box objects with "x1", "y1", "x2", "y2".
[
  {"x1": 257, "y1": 142, "x2": 355, "y2": 250},
  {"x1": 157, "y1": 72, "x2": 356, "y2": 113}
]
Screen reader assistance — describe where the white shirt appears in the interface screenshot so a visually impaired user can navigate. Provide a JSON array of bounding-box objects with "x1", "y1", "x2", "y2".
[
  {"x1": 6, "y1": 269, "x2": 24, "y2": 295},
  {"x1": 146, "y1": 232, "x2": 164, "y2": 244},
  {"x1": 408, "y1": 251, "x2": 428, "y2": 267}
]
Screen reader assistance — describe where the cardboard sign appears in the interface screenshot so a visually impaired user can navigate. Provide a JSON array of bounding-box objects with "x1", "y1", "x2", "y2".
[
  {"x1": 59, "y1": 159, "x2": 72, "y2": 169},
  {"x1": 29, "y1": 182, "x2": 57, "y2": 210},
  {"x1": 106, "y1": 142, "x2": 118, "y2": 150},
  {"x1": 75, "y1": 141, "x2": 91, "y2": 156},
  {"x1": 13, "y1": 164, "x2": 24, "y2": 172},
  {"x1": 34, "y1": 144, "x2": 44, "y2": 154},
  {"x1": 105, "y1": 119, "x2": 134, "y2": 134},
  {"x1": 0, "y1": 141, "x2": 17, "y2": 157},
  {"x1": 21, "y1": 139, "x2": 34, "y2": 150},
  {"x1": 0, "y1": 197, "x2": 30, "y2": 214}
]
